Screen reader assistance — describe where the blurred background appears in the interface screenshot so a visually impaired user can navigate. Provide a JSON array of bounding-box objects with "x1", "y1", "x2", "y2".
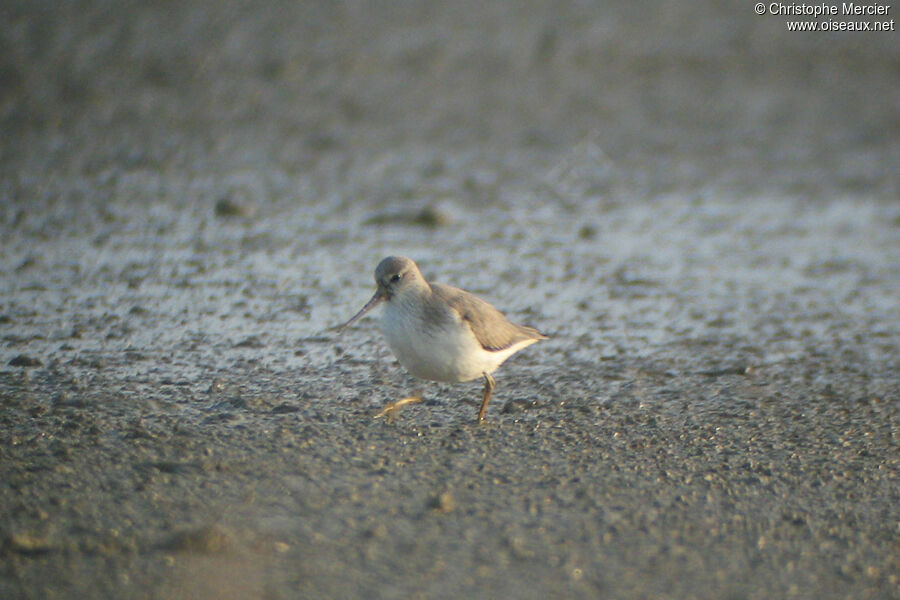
[
  {"x1": 3, "y1": 0, "x2": 896, "y2": 191},
  {"x1": 1, "y1": 1, "x2": 898, "y2": 599},
  {"x1": 2, "y1": 0, "x2": 896, "y2": 358}
]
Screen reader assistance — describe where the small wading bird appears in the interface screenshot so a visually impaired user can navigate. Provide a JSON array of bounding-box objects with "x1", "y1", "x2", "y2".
[{"x1": 338, "y1": 256, "x2": 546, "y2": 421}]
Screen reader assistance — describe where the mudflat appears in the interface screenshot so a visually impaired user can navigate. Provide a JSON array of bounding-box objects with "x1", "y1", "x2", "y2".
[{"x1": 1, "y1": 2, "x2": 897, "y2": 599}]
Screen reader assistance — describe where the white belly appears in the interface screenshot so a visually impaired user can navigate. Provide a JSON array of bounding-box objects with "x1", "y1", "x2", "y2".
[{"x1": 381, "y1": 300, "x2": 531, "y2": 383}]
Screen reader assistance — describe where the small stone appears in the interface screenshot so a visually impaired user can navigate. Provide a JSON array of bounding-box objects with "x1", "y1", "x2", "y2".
[
  {"x1": 7, "y1": 533, "x2": 55, "y2": 554},
  {"x1": 364, "y1": 205, "x2": 453, "y2": 228},
  {"x1": 428, "y1": 491, "x2": 456, "y2": 513},
  {"x1": 9, "y1": 354, "x2": 42, "y2": 367},
  {"x1": 411, "y1": 205, "x2": 453, "y2": 228},
  {"x1": 233, "y1": 336, "x2": 263, "y2": 348},
  {"x1": 215, "y1": 197, "x2": 254, "y2": 218},
  {"x1": 15, "y1": 256, "x2": 38, "y2": 272},
  {"x1": 164, "y1": 525, "x2": 233, "y2": 554}
]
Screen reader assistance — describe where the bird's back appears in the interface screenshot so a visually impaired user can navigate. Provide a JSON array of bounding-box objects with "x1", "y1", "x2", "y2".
[{"x1": 429, "y1": 283, "x2": 546, "y2": 352}]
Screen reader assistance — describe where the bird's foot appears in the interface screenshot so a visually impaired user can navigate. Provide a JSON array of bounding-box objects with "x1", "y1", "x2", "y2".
[{"x1": 374, "y1": 394, "x2": 423, "y2": 422}]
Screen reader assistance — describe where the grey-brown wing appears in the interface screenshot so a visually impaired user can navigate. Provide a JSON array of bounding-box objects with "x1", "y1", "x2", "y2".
[{"x1": 430, "y1": 283, "x2": 546, "y2": 352}]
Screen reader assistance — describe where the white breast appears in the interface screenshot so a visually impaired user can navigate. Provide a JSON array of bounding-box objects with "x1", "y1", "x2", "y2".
[{"x1": 380, "y1": 294, "x2": 531, "y2": 383}]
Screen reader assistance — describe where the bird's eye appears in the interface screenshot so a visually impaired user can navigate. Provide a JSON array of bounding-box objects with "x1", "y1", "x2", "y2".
[{"x1": 390, "y1": 273, "x2": 402, "y2": 283}]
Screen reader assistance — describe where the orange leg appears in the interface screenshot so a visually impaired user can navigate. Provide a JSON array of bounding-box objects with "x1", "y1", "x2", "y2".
[
  {"x1": 374, "y1": 394, "x2": 422, "y2": 422},
  {"x1": 477, "y1": 372, "x2": 496, "y2": 422}
]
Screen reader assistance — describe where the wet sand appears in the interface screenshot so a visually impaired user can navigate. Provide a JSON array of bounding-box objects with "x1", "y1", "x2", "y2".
[{"x1": 1, "y1": 2, "x2": 898, "y2": 599}]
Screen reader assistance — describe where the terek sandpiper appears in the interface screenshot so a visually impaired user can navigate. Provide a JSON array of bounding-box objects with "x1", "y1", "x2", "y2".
[{"x1": 339, "y1": 256, "x2": 546, "y2": 421}]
